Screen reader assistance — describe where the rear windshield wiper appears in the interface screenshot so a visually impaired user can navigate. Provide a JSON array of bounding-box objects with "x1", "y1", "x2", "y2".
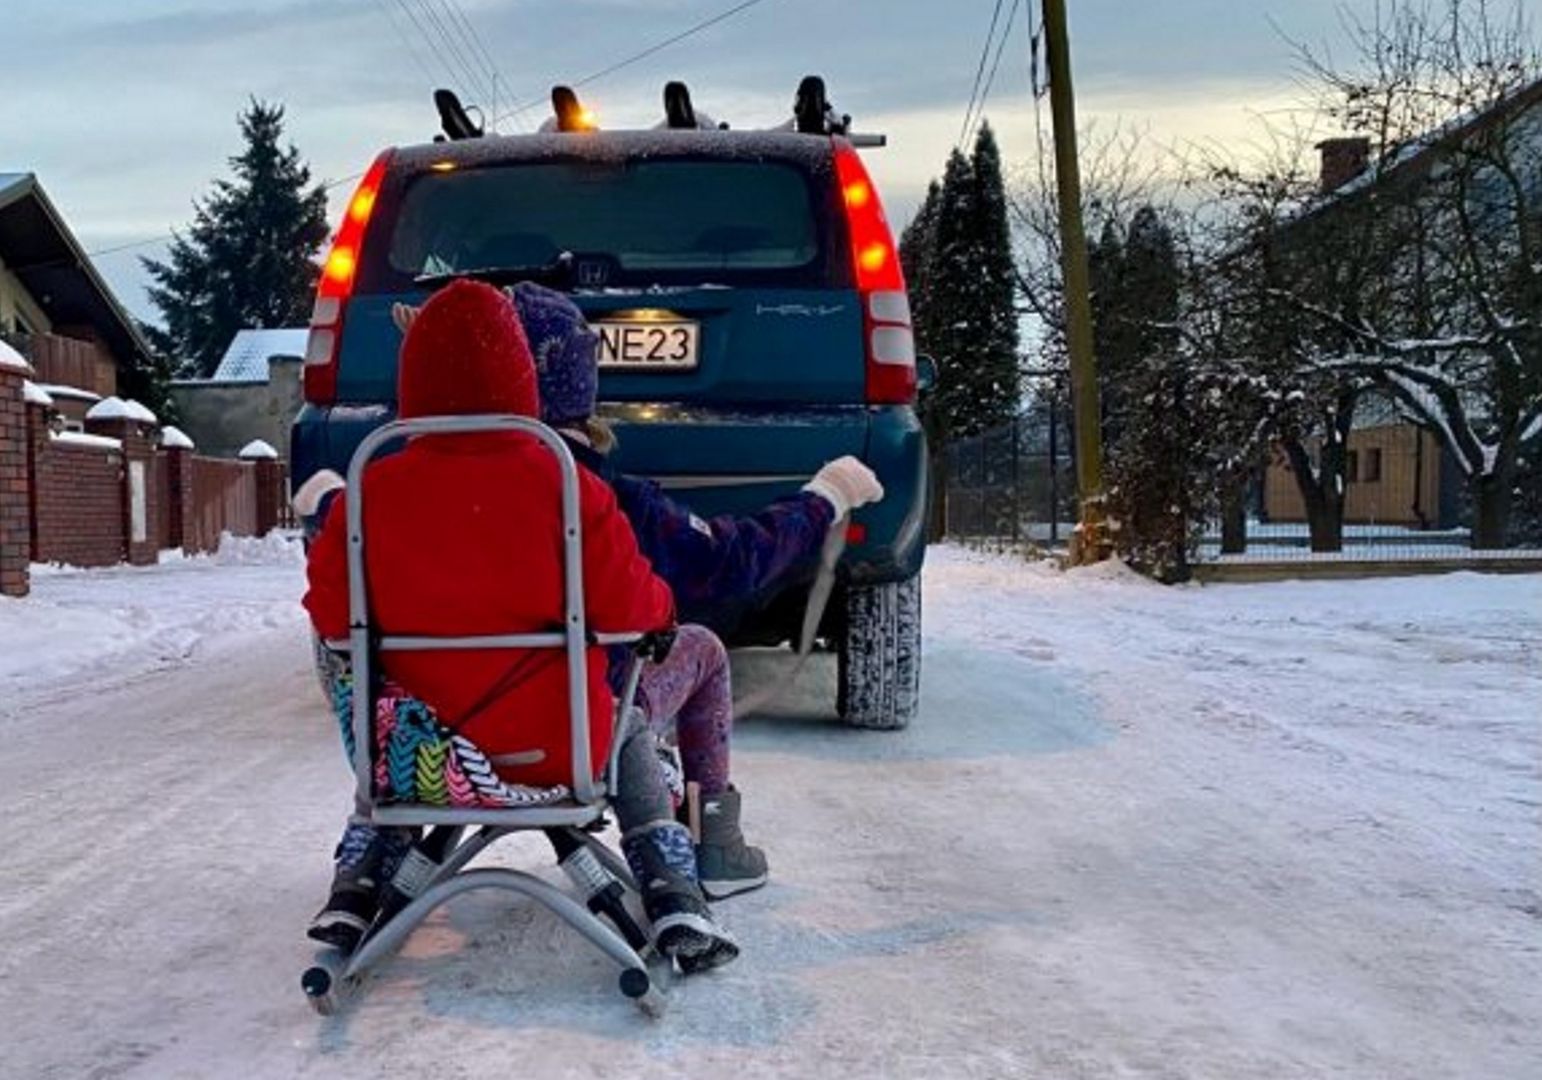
[{"x1": 415, "y1": 253, "x2": 576, "y2": 292}]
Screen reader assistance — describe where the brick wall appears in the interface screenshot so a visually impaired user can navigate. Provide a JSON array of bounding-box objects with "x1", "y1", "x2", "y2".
[
  {"x1": 0, "y1": 358, "x2": 29, "y2": 597},
  {"x1": 33, "y1": 439, "x2": 126, "y2": 567},
  {"x1": 0, "y1": 370, "x2": 288, "y2": 590}
]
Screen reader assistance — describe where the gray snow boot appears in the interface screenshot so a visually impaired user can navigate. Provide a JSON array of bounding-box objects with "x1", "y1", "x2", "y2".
[
  {"x1": 622, "y1": 822, "x2": 739, "y2": 975},
  {"x1": 693, "y1": 787, "x2": 768, "y2": 901}
]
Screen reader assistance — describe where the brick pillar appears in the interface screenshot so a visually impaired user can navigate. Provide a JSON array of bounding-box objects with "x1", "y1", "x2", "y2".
[
  {"x1": 164, "y1": 446, "x2": 196, "y2": 552},
  {"x1": 0, "y1": 355, "x2": 32, "y2": 597},
  {"x1": 252, "y1": 459, "x2": 284, "y2": 537},
  {"x1": 84, "y1": 415, "x2": 159, "y2": 567},
  {"x1": 24, "y1": 399, "x2": 50, "y2": 561}
]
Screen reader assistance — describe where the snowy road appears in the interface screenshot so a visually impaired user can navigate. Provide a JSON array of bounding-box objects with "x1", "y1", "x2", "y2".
[{"x1": 2, "y1": 544, "x2": 1538, "y2": 1079}]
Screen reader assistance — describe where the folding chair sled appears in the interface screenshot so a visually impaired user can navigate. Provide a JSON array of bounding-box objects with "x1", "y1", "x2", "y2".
[{"x1": 300, "y1": 414, "x2": 672, "y2": 1018}]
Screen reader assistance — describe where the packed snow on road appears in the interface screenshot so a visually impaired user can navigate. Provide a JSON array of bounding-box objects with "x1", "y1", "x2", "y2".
[{"x1": 1, "y1": 540, "x2": 1537, "y2": 1079}]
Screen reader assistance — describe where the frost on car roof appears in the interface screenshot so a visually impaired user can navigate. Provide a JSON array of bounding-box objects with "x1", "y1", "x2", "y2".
[{"x1": 391, "y1": 130, "x2": 838, "y2": 178}]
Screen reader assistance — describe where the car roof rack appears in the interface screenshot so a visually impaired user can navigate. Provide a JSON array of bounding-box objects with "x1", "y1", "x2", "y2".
[
  {"x1": 788, "y1": 75, "x2": 886, "y2": 147},
  {"x1": 434, "y1": 88, "x2": 483, "y2": 141}
]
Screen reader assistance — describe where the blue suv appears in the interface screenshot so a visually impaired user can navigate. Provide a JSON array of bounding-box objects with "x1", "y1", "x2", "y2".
[{"x1": 291, "y1": 106, "x2": 928, "y2": 728}]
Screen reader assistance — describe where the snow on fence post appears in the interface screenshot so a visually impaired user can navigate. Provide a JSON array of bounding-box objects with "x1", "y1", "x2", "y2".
[
  {"x1": 85, "y1": 397, "x2": 161, "y2": 567},
  {"x1": 159, "y1": 426, "x2": 197, "y2": 553},
  {"x1": 238, "y1": 440, "x2": 283, "y2": 538},
  {"x1": 0, "y1": 343, "x2": 33, "y2": 597}
]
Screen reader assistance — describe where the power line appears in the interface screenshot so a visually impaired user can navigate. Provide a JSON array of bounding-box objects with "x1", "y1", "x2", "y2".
[
  {"x1": 85, "y1": 170, "x2": 366, "y2": 260},
  {"x1": 375, "y1": 0, "x2": 441, "y2": 90},
  {"x1": 95, "y1": 0, "x2": 778, "y2": 260},
  {"x1": 958, "y1": 0, "x2": 1009, "y2": 150},
  {"x1": 436, "y1": 0, "x2": 510, "y2": 124},
  {"x1": 964, "y1": 0, "x2": 1024, "y2": 148},
  {"x1": 489, "y1": 0, "x2": 775, "y2": 127},
  {"x1": 410, "y1": 0, "x2": 494, "y2": 107}
]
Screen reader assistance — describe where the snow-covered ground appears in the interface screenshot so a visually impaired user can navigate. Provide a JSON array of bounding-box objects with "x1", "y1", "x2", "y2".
[{"x1": 1, "y1": 544, "x2": 1537, "y2": 1079}]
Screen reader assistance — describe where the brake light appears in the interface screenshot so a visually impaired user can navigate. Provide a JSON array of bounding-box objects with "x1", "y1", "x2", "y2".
[
  {"x1": 833, "y1": 141, "x2": 915, "y2": 404},
  {"x1": 305, "y1": 150, "x2": 392, "y2": 403}
]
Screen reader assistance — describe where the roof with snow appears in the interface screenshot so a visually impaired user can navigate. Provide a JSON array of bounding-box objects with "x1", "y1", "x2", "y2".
[
  {"x1": 0, "y1": 173, "x2": 153, "y2": 371},
  {"x1": 35, "y1": 383, "x2": 101, "y2": 402},
  {"x1": 238, "y1": 439, "x2": 279, "y2": 460},
  {"x1": 209, "y1": 329, "x2": 309, "y2": 383},
  {"x1": 1307, "y1": 75, "x2": 1542, "y2": 214}
]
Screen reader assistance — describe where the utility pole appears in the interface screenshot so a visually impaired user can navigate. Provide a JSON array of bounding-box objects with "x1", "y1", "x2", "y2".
[{"x1": 1040, "y1": 0, "x2": 1108, "y2": 563}]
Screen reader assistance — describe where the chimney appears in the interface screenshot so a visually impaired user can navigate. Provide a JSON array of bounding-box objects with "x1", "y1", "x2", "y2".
[{"x1": 1316, "y1": 137, "x2": 1371, "y2": 194}]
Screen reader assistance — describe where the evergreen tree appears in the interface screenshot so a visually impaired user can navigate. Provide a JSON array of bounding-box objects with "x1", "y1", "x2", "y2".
[
  {"x1": 143, "y1": 100, "x2": 330, "y2": 377},
  {"x1": 966, "y1": 122, "x2": 1021, "y2": 426},
  {"x1": 899, "y1": 179, "x2": 942, "y2": 357},
  {"x1": 924, "y1": 149, "x2": 979, "y2": 443},
  {"x1": 922, "y1": 125, "x2": 1022, "y2": 446},
  {"x1": 1089, "y1": 206, "x2": 1198, "y2": 580}
]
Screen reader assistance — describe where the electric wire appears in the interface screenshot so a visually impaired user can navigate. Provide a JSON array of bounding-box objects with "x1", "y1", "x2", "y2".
[
  {"x1": 489, "y1": 0, "x2": 774, "y2": 127},
  {"x1": 958, "y1": 0, "x2": 1009, "y2": 150},
  {"x1": 964, "y1": 0, "x2": 1024, "y2": 148}
]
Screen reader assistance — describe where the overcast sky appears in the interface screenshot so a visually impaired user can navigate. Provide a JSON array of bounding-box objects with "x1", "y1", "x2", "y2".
[{"x1": 2, "y1": 0, "x2": 1395, "y2": 323}]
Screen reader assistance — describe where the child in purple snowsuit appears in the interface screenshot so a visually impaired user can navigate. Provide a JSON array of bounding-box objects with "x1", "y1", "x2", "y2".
[{"x1": 509, "y1": 281, "x2": 883, "y2": 898}]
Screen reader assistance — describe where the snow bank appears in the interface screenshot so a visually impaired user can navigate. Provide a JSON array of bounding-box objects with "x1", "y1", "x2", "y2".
[
  {"x1": 2, "y1": 535, "x2": 306, "y2": 704},
  {"x1": 211, "y1": 530, "x2": 305, "y2": 566}
]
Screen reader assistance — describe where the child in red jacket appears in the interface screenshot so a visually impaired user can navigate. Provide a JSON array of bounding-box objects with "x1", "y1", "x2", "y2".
[{"x1": 302, "y1": 279, "x2": 735, "y2": 970}]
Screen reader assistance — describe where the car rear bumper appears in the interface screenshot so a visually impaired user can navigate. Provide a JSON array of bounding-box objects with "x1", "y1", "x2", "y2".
[{"x1": 291, "y1": 401, "x2": 928, "y2": 586}]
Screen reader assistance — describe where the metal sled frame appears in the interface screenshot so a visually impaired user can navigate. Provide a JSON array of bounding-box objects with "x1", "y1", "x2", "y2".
[{"x1": 302, "y1": 414, "x2": 663, "y2": 1016}]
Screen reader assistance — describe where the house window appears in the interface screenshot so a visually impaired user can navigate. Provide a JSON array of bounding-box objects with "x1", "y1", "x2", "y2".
[
  {"x1": 1363, "y1": 447, "x2": 1382, "y2": 483},
  {"x1": 1346, "y1": 450, "x2": 1359, "y2": 483}
]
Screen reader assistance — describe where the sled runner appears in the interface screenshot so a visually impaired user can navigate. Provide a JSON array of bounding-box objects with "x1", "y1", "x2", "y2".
[{"x1": 301, "y1": 414, "x2": 670, "y2": 1017}]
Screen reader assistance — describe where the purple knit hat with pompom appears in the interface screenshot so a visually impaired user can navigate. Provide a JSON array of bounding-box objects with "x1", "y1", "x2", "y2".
[{"x1": 508, "y1": 282, "x2": 600, "y2": 426}]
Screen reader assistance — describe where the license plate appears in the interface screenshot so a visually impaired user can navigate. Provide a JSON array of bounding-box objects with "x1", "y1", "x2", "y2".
[{"x1": 595, "y1": 319, "x2": 699, "y2": 371}]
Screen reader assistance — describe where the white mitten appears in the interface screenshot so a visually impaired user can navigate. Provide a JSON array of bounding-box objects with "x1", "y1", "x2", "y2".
[
  {"x1": 391, "y1": 303, "x2": 421, "y2": 334},
  {"x1": 803, "y1": 456, "x2": 884, "y2": 518},
  {"x1": 292, "y1": 468, "x2": 345, "y2": 517}
]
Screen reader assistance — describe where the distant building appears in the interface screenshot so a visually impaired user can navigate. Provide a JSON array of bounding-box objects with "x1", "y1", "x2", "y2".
[
  {"x1": 169, "y1": 328, "x2": 306, "y2": 461},
  {"x1": 0, "y1": 172, "x2": 155, "y2": 406}
]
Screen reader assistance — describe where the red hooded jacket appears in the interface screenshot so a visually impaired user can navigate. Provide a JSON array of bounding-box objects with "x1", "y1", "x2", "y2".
[{"x1": 303, "y1": 280, "x2": 673, "y2": 788}]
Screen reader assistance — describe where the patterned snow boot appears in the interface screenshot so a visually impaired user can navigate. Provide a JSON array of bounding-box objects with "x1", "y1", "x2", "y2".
[
  {"x1": 307, "y1": 823, "x2": 415, "y2": 954},
  {"x1": 622, "y1": 822, "x2": 739, "y2": 975},
  {"x1": 692, "y1": 787, "x2": 769, "y2": 901}
]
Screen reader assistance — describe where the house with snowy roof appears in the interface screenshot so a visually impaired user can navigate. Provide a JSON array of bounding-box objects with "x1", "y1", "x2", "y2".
[
  {"x1": 0, "y1": 172, "x2": 159, "y2": 414},
  {"x1": 168, "y1": 327, "x2": 306, "y2": 460},
  {"x1": 1260, "y1": 74, "x2": 1542, "y2": 538}
]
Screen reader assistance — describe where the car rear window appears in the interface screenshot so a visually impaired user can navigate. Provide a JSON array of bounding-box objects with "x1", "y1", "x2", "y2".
[{"x1": 386, "y1": 161, "x2": 820, "y2": 281}]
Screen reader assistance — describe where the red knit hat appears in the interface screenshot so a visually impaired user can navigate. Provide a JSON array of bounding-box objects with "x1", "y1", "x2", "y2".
[{"x1": 397, "y1": 278, "x2": 539, "y2": 419}]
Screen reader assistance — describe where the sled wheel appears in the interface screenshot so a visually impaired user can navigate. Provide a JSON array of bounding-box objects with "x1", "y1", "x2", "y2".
[
  {"x1": 620, "y1": 967, "x2": 666, "y2": 1017},
  {"x1": 302, "y1": 965, "x2": 340, "y2": 1016},
  {"x1": 837, "y1": 572, "x2": 922, "y2": 730}
]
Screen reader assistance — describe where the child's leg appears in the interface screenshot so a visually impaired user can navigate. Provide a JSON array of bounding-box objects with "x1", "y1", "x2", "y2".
[
  {"x1": 636, "y1": 625, "x2": 734, "y2": 795},
  {"x1": 635, "y1": 625, "x2": 767, "y2": 900},
  {"x1": 611, "y1": 711, "x2": 738, "y2": 972}
]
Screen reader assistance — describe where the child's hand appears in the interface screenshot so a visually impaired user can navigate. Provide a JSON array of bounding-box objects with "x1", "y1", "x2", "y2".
[
  {"x1": 803, "y1": 457, "x2": 884, "y2": 517},
  {"x1": 293, "y1": 469, "x2": 345, "y2": 517}
]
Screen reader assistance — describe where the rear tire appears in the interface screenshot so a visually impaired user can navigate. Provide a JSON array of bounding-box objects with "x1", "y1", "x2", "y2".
[{"x1": 836, "y1": 573, "x2": 921, "y2": 730}]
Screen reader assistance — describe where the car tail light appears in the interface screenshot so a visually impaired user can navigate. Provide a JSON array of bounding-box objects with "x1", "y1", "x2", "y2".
[
  {"x1": 304, "y1": 151, "x2": 392, "y2": 403},
  {"x1": 834, "y1": 141, "x2": 916, "y2": 405}
]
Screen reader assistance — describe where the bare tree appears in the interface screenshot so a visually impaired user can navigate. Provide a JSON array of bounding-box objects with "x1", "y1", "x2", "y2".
[{"x1": 1285, "y1": 0, "x2": 1542, "y2": 547}]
